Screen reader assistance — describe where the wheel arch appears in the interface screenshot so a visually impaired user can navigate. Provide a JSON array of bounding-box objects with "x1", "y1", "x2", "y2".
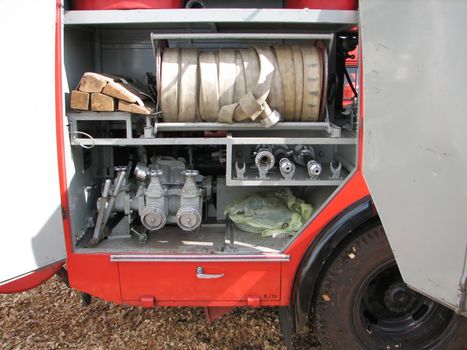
[{"x1": 292, "y1": 195, "x2": 378, "y2": 330}]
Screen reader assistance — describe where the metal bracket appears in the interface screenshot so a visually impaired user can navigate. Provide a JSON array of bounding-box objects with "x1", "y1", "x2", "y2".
[
  {"x1": 235, "y1": 162, "x2": 246, "y2": 179},
  {"x1": 330, "y1": 161, "x2": 342, "y2": 179},
  {"x1": 329, "y1": 123, "x2": 342, "y2": 138},
  {"x1": 131, "y1": 227, "x2": 148, "y2": 243}
]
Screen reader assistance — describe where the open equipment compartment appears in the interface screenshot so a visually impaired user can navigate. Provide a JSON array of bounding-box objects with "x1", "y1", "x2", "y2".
[{"x1": 62, "y1": 8, "x2": 358, "y2": 255}]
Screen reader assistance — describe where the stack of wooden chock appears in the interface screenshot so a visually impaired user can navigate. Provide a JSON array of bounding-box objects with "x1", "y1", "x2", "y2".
[{"x1": 70, "y1": 72, "x2": 156, "y2": 115}]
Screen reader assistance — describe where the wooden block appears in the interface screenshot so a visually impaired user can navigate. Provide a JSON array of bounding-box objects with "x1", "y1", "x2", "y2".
[
  {"x1": 78, "y1": 72, "x2": 111, "y2": 93},
  {"x1": 118, "y1": 100, "x2": 155, "y2": 115},
  {"x1": 102, "y1": 80, "x2": 153, "y2": 107},
  {"x1": 102, "y1": 81, "x2": 142, "y2": 105},
  {"x1": 70, "y1": 90, "x2": 89, "y2": 110},
  {"x1": 91, "y1": 93, "x2": 115, "y2": 112}
]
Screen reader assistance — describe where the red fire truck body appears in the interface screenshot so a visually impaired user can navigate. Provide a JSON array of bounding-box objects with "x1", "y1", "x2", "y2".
[{"x1": 1, "y1": 1, "x2": 466, "y2": 348}]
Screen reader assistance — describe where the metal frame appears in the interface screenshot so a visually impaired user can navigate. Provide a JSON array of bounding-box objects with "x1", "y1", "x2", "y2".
[
  {"x1": 69, "y1": 135, "x2": 355, "y2": 146},
  {"x1": 63, "y1": 5, "x2": 359, "y2": 254},
  {"x1": 67, "y1": 113, "x2": 355, "y2": 146},
  {"x1": 150, "y1": 32, "x2": 334, "y2": 53},
  {"x1": 68, "y1": 112, "x2": 342, "y2": 134},
  {"x1": 68, "y1": 112, "x2": 140, "y2": 140},
  {"x1": 64, "y1": 8, "x2": 358, "y2": 27},
  {"x1": 155, "y1": 121, "x2": 338, "y2": 133},
  {"x1": 150, "y1": 33, "x2": 334, "y2": 41},
  {"x1": 110, "y1": 253, "x2": 290, "y2": 262}
]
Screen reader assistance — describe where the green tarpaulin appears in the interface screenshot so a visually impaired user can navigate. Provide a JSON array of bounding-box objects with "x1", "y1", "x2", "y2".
[{"x1": 224, "y1": 188, "x2": 313, "y2": 237}]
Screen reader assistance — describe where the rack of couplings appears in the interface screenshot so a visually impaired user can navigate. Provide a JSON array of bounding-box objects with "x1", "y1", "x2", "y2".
[
  {"x1": 89, "y1": 157, "x2": 207, "y2": 246},
  {"x1": 234, "y1": 144, "x2": 342, "y2": 181}
]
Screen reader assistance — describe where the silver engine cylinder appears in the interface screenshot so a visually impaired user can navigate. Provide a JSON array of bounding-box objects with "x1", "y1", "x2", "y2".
[
  {"x1": 100, "y1": 159, "x2": 204, "y2": 233},
  {"x1": 140, "y1": 169, "x2": 167, "y2": 231},
  {"x1": 176, "y1": 170, "x2": 203, "y2": 231}
]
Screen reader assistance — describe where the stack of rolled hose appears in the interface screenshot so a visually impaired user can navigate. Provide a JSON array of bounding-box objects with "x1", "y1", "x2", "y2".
[{"x1": 158, "y1": 45, "x2": 325, "y2": 124}]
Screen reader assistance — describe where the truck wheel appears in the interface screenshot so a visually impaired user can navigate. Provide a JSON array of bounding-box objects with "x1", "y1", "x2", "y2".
[{"x1": 313, "y1": 223, "x2": 467, "y2": 350}]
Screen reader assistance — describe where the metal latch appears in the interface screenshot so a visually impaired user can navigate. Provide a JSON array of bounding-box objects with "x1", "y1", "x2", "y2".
[{"x1": 196, "y1": 266, "x2": 224, "y2": 279}]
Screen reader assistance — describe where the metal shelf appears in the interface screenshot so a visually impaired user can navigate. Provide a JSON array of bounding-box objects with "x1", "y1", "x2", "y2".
[
  {"x1": 67, "y1": 112, "x2": 356, "y2": 146},
  {"x1": 157, "y1": 121, "x2": 334, "y2": 132},
  {"x1": 64, "y1": 8, "x2": 358, "y2": 27},
  {"x1": 226, "y1": 163, "x2": 347, "y2": 186},
  {"x1": 70, "y1": 136, "x2": 355, "y2": 146}
]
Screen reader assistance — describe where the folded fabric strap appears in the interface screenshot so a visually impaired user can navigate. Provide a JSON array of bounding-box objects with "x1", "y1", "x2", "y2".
[
  {"x1": 233, "y1": 51, "x2": 247, "y2": 103},
  {"x1": 218, "y1": 49, "x2": 236, "y2": 108}
]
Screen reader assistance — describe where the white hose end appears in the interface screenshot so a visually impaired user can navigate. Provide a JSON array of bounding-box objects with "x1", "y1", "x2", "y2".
[{"x1": 260, "y1": 109, "x2": 281, "y2": 128}]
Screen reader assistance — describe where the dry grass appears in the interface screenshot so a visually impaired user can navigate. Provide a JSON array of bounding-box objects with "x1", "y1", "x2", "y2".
[{"x1": 0, "y1": 277, "x2": 318, "y2": 349}]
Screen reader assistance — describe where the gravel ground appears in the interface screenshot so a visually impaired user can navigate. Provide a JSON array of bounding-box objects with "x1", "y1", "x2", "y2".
[{"x1": 0, "y1": 277, "x2": 319, "y2": 349}]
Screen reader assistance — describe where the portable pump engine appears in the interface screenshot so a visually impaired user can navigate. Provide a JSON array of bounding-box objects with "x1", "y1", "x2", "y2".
[{"x1": 91, "y1": 157, "x2": 205, "y2": 245}]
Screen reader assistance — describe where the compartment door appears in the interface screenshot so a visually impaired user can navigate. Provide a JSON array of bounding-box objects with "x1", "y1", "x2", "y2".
[
  {"x1": 360, "y1": 0, "x2": 467, "y2": 313},
  {"x1": 0, "y1": 1, "x2": 66, "y2": 288}
]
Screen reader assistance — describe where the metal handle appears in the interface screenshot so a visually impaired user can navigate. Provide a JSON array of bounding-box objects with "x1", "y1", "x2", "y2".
[{"x1": 196, "y1": 266, "x2": 224, "y2": 279}]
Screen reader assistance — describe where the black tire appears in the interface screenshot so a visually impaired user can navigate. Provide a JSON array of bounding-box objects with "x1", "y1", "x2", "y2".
[{"x1": 313, "y1": 223, "x2": 467, "y2": 350}]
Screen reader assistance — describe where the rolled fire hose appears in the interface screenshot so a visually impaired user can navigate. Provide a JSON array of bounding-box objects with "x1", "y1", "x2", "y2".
[
  {"x1": 267, "y1": 47, "x2": 284, "y2": 118},
  {"x1": 291, "y1": 45, "x2": 304, "y2": 121},
  {"x1": 160, "y1": 48, "x2": 179, "y2": 122},
  {"x1": 199, "y1": 52, "x2": 220, "y2": 122},
  {"x1": 274, "y1": 45, "x2": 295, "y2": 121},
  {"x1": 159, "y1": 45, "x2": 324, "y2": 124},
  {"x1": 300, "y1": 46, "x2": 322, "y2": 121},
  {"x1": 178, "y1": 49, "x2": 198, "y2": 122},
  {"x1": 218, "y1": 49, "x2": 236, "y2": 108}
]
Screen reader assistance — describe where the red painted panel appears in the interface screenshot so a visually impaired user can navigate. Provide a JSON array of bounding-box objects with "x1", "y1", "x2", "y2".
[
  {"x1": 55, "y1": 1, "x2": 73, "y2": 258},
  {"x1": 56, "y1": 0, "x2": 369, "y2": 307},
  {"x1": 280, "y1": 33, "x2": 368, "y2": 305},
  {"x1": 124, "y1": 299, "x2": 281, "y2": 307},
  {"x1": 0, "y1": 261, "x2": 64, "y2": 294},
  {"x1": 280, "y1": 174, "x2": 369, "y2": 304},
  {"x1": 119, "y1": 262, "x2": 281, "y2": 303},
  {"x1": 285, "y1": 0, "x2": 358, "y2": 10},
  {"x1": 67, "y1": 254, "x2": 122, "y2": 303},
  {"x1": 71, "y1": 0, "x2": 184, "y2": 10}
]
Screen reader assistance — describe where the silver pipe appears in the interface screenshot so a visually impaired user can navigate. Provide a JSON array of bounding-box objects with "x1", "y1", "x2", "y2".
[
  {"x1": 101, "y1": 167, "x2": 127, "y2": 229},
  {"x1": 91, "y1": 179, "x2": 111, "y2": 244}
]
